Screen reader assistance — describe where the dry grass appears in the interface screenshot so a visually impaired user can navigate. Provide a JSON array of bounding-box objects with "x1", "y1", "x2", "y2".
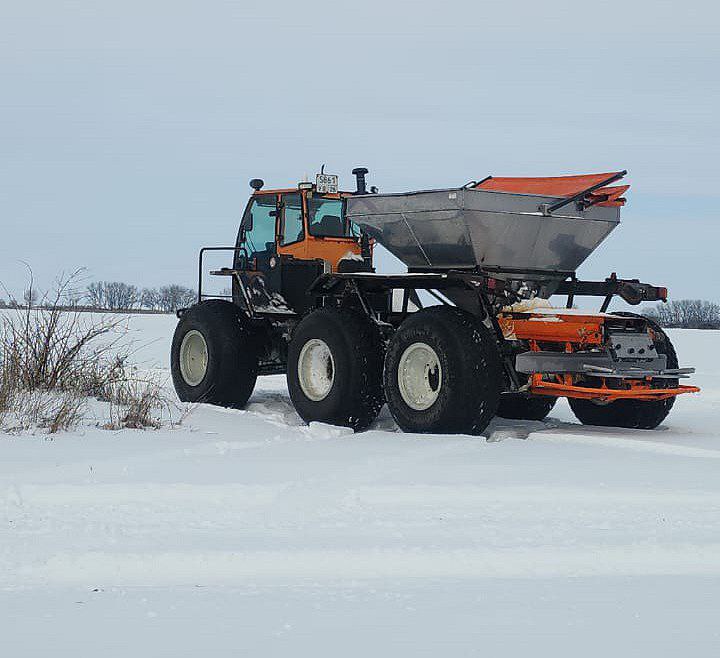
[
  {"x1": 0, "y1": 389, "x2": 85, "y2": 433},
  {"x1": 103, "y1": 377, "x2": 168, "y2": 430},
  {"x1": 0, "y1": 272, "x2": 172, "y2": 433}
]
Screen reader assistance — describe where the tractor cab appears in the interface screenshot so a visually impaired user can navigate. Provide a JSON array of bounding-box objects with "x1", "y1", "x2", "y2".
[{"x1": 231, "y1": 171, "x2": 370, "y2": 314}]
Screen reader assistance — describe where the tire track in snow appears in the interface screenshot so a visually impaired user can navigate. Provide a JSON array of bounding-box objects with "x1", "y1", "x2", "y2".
[
  {"x1": 534, "y1": 431, "x2": 720, "y2": 459},
  {"x1": 10, "y1": 545, "x2": 720, "y2": 587}
]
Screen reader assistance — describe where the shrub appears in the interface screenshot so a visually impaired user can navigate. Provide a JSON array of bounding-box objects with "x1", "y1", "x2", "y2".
[
  {"x1": 0, "y1": 274, "x2": 171, "y2": 433},
  {"x1": 104, "y1": 378, "x2": 166, "y2": 430}
]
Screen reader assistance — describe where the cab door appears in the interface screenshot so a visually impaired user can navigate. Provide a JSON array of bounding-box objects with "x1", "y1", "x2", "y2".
[
  {"x1": 276, "y1": 191, "x2": 324, "y2": 313},
  {"x1": 234, "y1": 194, "x2": 282, "y2": 309},
  {"x1": 276, "y1": 192, "x2": 306, "y2": 260},
  {"x1": 236, "y1": 194, "x2": 278, "y2": 269}
]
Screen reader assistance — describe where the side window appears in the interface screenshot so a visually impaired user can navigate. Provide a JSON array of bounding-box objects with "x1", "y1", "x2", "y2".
[
  {"x1": 279, "y1": 193, "x2": 304, "y2": 246},
  {"x1": 242, "y1": 196, "x2": 277, "y2": 258},
  {"x1": 308, "y1": 197, "x2": 345, "y2": 237}
]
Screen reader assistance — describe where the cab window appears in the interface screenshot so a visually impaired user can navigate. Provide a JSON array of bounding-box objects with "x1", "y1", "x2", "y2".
[
  {"x1": 279, "y1": 193, "x2": 304, "y2": 246},
  {"x1": 307, "y1": 197, "x2": 347, "y2": 237},
  {"x1": 242, "y1": 196, "x2": 277, "y2": 259}
]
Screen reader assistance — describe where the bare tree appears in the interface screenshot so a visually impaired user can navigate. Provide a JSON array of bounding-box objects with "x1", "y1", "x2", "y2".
[
  {"x1": 64, "y1": 290, "x2": 85, "y2": 308},
  {"x1": 23, "y1": 288, "x2": 39, "y2": 308},
  {"x1": 158, "y1": 285, "x2": 195, "y2": 312},
  {"x1": 86, "y1": 281, "x2": 106, "y2": 308},
  {"x1": 646, "y1": 299, "x2": 720, "y2": 329},
  {"x1": 140, "y1": 287, "x2": 161, "y2": 311},
  {"x1": 85, "y1": 281, "x2": 139, "y2": 310},
  {"x1": 104, "y1": 282, "x2": 139, "y2": 310}
]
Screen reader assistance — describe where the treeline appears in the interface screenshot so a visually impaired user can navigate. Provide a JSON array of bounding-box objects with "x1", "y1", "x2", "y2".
[
  {"x1": 0, "y1": 281, "x2": 196, "y2": 313},
  {"x1": 85, "y1": 282, "x2": 196, "y2": 312},
  {"x1": 646, "y1": 299, "x2": 720, "y2": 329},
  {"x1": 2, "y1": 284, "x2": 718, "y2": 327}
]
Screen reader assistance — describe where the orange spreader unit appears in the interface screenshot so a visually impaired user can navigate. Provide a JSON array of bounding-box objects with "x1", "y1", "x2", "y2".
[
  {"x1": 476, "y1": 172, "x2": 629, "y2": 207},
  {"x1": 497, "y1": 313, "x2": 604, "y2": 347},
  {"x1": 498, "y1": 311, "x2": 700, "y2": 402}
]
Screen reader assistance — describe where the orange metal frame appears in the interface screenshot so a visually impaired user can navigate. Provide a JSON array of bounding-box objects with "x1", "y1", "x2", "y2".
[
  {"x1": 500, "y1": 312, "x2": 700, "y2": 401},
  {"x1": 529, "y1": 373, "x2": 699, "y2": 401}
]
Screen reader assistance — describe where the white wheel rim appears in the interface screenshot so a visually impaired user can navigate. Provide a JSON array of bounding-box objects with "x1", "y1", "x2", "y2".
[
  {"x1": 179, "y1": 330, "x2": 209, "y2": 386},
  {"x1": 398, "y1": 342, "x2": 442, "y2": 411},
  {"x1": 297, "y1": 338, "x2": 335, "y2": 402}
]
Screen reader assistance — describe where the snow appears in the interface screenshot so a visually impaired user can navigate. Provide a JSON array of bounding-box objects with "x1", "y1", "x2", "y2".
[
  {"x1": 521, "y1": 306, "x2": 625, "y2": 317},
  {"x1": 503, "y1": 297, "x2": 553, "y2": 312},
  {"x1": 338, "y1": 251, "x2": 365, "y2": 263},
  {"x1": 2, "y1": 314, "x2": 719, "y2": 657}
]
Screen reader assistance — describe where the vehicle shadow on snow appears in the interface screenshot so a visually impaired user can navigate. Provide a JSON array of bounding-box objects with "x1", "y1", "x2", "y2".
[
  {"x1": 209, "y1": 389, "x2": 681, "y2": 446},
  {"x1": 213, "y1": 381, "x2": 685, "y2": 445},
  {"x1": 245, "y1": 387, "x2": 598, "y2": 441},
  {"x1": 244, "y1": 379, "x2": 682, "y2": 441},
  {"x1": 486, "y1": 414, "x2": 680, "y2": 442}
]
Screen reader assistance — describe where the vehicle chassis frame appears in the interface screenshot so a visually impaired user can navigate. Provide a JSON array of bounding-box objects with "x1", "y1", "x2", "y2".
[{"x1": 192, "y1": 251, "x2": 697, "y2": 401}]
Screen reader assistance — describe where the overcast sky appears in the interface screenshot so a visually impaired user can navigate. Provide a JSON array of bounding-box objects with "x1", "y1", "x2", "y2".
[{"x1": 1, "y1": 0, "x2": 718, "y2": 303}]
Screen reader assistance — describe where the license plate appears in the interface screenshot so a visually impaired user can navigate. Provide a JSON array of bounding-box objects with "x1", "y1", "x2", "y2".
[{"x1": 316, "y1": 173, "x2": 339, "y2": 194}]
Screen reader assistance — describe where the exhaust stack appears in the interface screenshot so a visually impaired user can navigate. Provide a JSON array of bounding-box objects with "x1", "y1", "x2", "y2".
[{"x1": 352, "y1": 167, "x2": 369, "y2": 195}]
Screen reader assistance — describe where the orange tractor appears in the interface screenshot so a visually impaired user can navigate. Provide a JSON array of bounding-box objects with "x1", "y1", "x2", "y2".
[{"x1": 171, "y1": 168, "x2": 698, "y2": 434}]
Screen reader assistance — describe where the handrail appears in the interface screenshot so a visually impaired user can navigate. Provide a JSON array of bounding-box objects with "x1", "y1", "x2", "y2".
[{"x1": 197, "y1": 246, "x2": 248, "y2": 303}]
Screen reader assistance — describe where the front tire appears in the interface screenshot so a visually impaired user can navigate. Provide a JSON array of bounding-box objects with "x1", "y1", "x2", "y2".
[
  {"x1": 171, "y1": 300, "x2": 258, "y2": 407},
  {"x1": 287, "y1": 307, "x2": 384, "y2": 431},
  {"x1": 568, "y1": 313, "x2": 678, "y2": 429},
  {"x1": 383, "y1": 307, "x2": 502, "y2": 435}
]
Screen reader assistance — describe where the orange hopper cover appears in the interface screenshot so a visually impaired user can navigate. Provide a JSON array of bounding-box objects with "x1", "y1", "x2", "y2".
[{"x1": 476, "y1": 172, "x2": 628, "y2": 207}]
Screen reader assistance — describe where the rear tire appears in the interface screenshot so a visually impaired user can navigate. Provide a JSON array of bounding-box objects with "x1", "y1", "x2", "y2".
[
  {"x1": 496, "y1": 393, "x2": 556, "y2": 421},
  {"x1": 383, "y1": 307, "x2": 501, "y2": 435},
  {"x1": 568, "y1": 313, "x2": 678, "y2": 430},
  {"x1": 171, "y1": 300, "x2": 258, "y2": 407},
  {"x1": 287, "y1": 307, "x2": 384, "y2": 431}
]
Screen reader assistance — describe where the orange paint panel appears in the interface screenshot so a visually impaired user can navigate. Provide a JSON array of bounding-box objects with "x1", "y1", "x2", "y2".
[
  {"x1": 590, "y1": 184, "x2": 629, "y2": 207},
  {"x1": 277, "y1": 239, "x2": 308, "y2": 261},
  {"x1": 278, "y1": 235, "x2": 361, "y2": 272},
  {"x1": 252, "y1": 188, "x2": 298, "y2": 196},
  {"x1": 477, "y1": 172, "x2": 624, "y2": 196},
  {"x1": 476, "y1": 172, "x2": 628, "y2": 207},
  {"x1": 498, "y1": 314, "x2": 604, "y2": 345}
]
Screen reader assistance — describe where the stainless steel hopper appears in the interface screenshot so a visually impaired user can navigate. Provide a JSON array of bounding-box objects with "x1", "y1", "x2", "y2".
[{"x1": 346, "y1": 174, "x2": 626, "y2": 293}]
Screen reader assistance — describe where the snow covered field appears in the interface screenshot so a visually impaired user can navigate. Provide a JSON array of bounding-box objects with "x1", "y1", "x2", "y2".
[{"x1": 2, "y1": 314, "x2": 719, "y2": 657}]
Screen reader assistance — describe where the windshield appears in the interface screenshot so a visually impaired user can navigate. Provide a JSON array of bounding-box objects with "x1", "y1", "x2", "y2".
[{"x1": 308, "y1": 197, "x2": 353, "y2": 237}]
